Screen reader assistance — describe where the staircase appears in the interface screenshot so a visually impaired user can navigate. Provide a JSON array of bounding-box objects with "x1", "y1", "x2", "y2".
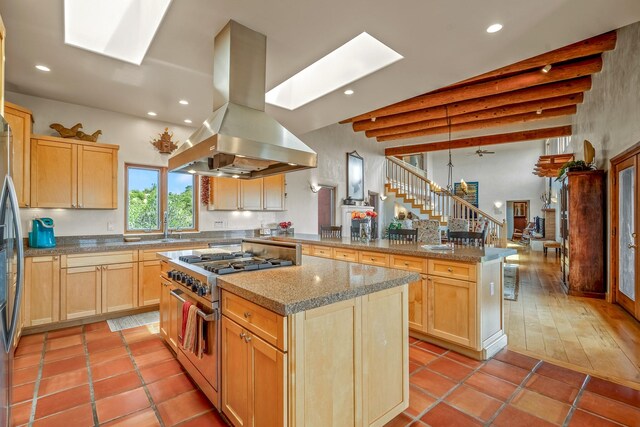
[{"x1": 385, "y1": 156, "x2": 507, "y2": 247}]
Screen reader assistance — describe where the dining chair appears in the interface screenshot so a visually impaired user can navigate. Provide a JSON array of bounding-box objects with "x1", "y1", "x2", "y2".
[
  {"x1": 448, "y1": 230, "x2": 486, "y2": 247},
  {"x1": 388, "y1": 228, "x2": 418, "y2": 243}
]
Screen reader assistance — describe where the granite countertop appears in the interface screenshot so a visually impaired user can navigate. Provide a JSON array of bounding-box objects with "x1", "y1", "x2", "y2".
[
  {"x1": 272, "y1": 233, "x2": 516, "y2": 263},
  {"x1": 217, "y1": 255, "x2": 419, "y2": 315},
  {"x1": 24, "y1": 237, "x2": 244, "y2": 256}
]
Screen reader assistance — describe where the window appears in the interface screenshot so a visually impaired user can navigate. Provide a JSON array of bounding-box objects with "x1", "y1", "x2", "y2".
[{"x1": 125, "y1": 164, "x2": 198, "y2": 233}]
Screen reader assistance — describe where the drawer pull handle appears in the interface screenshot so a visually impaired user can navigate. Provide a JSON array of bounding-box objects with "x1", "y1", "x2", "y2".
[
  {"x1": 244, "y1": 336, "x2": 252, "y2": 343},
  {"x1": 370, "y1": 258, "x2": 375, "y2": 261},
  {"x1": 243, "y1": 312, "x2": 252, "y2": 318},
  {"x1": 239, "y1": 332, "x2": 246, "y2": 339},
  {"x1": 404, "y1": 262, "x2": 409, "y2": 266},
  {"x1": 447, "y1": 268, "x2": 453, "y2": 272}
]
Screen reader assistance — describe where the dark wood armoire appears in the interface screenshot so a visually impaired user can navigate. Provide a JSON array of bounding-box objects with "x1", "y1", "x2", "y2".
[{"x1": 560, "y1": 170, "x2": 606, "y2": 298}]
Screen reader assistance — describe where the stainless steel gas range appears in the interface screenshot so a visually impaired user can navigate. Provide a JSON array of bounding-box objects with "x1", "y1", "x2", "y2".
[{"x1": 158, "y1": 238, "x2": 301, "y2": 409}]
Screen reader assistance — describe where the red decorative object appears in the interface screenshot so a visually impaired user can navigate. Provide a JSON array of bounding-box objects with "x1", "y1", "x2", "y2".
[
  {"x1": 279, "y1": 221, "x2": 292, "y2": 230},
  {"x1": 200, "y1": 176, "x2": 210, "y2": 205},
  {"x1": 351, "y1": 210, "x2": 377, "y2": 219}
]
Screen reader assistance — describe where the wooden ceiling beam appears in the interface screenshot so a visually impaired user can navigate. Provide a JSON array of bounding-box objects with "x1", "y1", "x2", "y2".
[
  {"x1": 383, "y1": 126, "x2": 572, "y2": 156},
  {"x1": 342, "y1": 56, "x2": 602, "y2": 123},
  {"x1": 377, "y1": 105, "x2": 576, "y2": 142},
  {"x1": 445, "y1": 31, "x2": 616, "y2": 89},
  {"x1": 352, "y1": 77, "x2": 591, "y2": 132},
  {"x1": 366, "y1": 93, "x2": 583, "y2": 138}
]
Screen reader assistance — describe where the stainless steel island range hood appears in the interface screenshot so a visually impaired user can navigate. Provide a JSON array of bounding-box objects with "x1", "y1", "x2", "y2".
[{"x1": 169, "y1": 20, "x2": 317, "y2": 178}]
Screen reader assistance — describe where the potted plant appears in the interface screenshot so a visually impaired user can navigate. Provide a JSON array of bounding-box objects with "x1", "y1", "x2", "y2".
[{"x1": 556, "y1": 160, "x2": 594, "y2": 180}]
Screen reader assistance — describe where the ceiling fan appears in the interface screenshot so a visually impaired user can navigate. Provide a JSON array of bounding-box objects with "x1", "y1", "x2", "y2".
[{"x1": 469, "y1": 148, "x2": 495, "y2": 157}]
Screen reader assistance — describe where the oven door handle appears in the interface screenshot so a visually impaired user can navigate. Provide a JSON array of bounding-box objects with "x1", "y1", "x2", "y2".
[{"x1": 170, "y1": 289, "x2": 219, "y2": 321}]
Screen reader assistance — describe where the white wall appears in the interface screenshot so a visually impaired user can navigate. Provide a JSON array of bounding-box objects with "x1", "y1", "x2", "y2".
[
  {"x1": 427, "y1": 141, "x2": 547, "y2": 224},
  {"x1": 7, "y1": 92, "x2": 386, "y2": 236},
  {"x1": 7, "y1": 91, "x2": 280, "y2": 235},
  {"x1": 277, "y1": 123, "x2": 387, "y2": 234}
]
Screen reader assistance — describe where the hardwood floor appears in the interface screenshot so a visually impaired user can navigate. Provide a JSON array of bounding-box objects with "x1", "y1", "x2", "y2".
[{"x1": 504, "y1": 244, "x2": 640, "y2": 389}]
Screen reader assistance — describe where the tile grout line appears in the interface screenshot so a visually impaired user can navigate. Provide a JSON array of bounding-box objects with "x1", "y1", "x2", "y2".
[
  {"x1": 81, "y1": 326, "x2": 100, "y2": 427},
  {"x1": 483, "y1": 358, "x2": 544, "y2": 426},
  {"x1": 118, "y1": 330, "x2": 166, "y2": 427},
  {"x1": 561, "y1": 374, "x2": 592, "y2": 427},
  {"x1": 26, "y1": 332, "x2": 48, "y2": 427}
]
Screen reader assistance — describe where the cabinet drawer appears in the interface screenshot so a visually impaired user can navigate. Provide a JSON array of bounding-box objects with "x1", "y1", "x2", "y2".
[
  {"x1": 359, "y1": 251, "x2": 389, "y2": 267},
  {"x1": 390, "y1": 255, "x2": 426, "y2": 273},
  {"x1": 62, "y1": 251, "x2": 137, "y2": 268},
  {"x1": 334, "y1": 248, "x2": 358, "y2": 262},
  {"x1": 311, "y1": 245, "x2": 333, "y2": 259},
  {"x1": 221, "y1": 290, "x2": 287, "y2": 351},
  {"x1": 428, "y1": 259, "x2": 476, "y2": 281},
  {"x1": 301, "y1": 244, "x2": 311, "y2": 255}
]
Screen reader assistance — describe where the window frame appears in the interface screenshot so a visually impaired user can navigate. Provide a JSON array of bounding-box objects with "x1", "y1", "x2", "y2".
[{"x1": 124, "y1": 163, "x2": 199, "y2": 234}]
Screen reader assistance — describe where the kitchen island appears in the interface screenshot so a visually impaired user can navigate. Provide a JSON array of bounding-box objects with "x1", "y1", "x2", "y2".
[
  {"x1": 158, "y1": 245, "x2": 418, "y2": 427},
  {"x1": 272, "y1": 234, "x2": 516, "y2": 361}
]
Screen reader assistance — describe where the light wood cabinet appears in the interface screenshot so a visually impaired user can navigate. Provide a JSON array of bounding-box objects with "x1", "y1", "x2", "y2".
[
  {"x1": 408, "y1": 276, "x2": 428, "y2": 333},
  {"x1": 240, "y1": 179, "x2": 262, "y2": 210},
  {"x1": 24, "y1": 256, "x2": 60, "y2": 326},
  {"x1": 310, "y1": 245, "x2": 333, "y2": 259},
  {"x1": 159, "y1": 277, "x2": 179, "y2": 352},
  {"x1": 221, "y1": 316, "x2": 286, "y2": 427},
  {"x1": 159, "y1": 277, "x2": 172, "y2": 343},
  {"x1": 139, "y1": 260, "x2": 161, "y2": 306},
  {"x1": 212, "y1": 177, "x2": 240, "y2": 210},
  {"x1": 263, "y1": 175, "x2": 285, "y2": 210},
  {"x1": 101, "y1": 262, "x2": 138, "y2": 313},
  {"x1": 30, "y1": 135, "x2": 119, "y2": 209},
  {"x1": 426, "y1": 275, "x2": 476, "y2": 348},
  {"x1": 334, "y1": 248, "x2": 359, "y2": 262},
  {"x1": 61, "y1": 266, "x2": 101, "y2": 320},
  {"x1": 4, "y1": 102, "x2": 32, "y2": 207},
  {"x1": 210, "y1": 175, "x2": 286, "y2": 211},
  {"x1": 359, "y1": 251, "x2": 390, "y2": 267}
]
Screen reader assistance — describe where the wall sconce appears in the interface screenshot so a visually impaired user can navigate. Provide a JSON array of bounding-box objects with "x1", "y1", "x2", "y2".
[
  {"x1": 379, "y1": 195, "x2": 388, "y2": 201},
  {"x1": 493, "y1": 201, "x2": 503, "y2": 215},
  {"x1": 310, "y1": 184, "x2": 321, "y2": 193}
]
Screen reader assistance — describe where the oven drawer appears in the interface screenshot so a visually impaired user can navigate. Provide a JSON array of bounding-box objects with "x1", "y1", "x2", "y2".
[{"x1": 221, "y1": 290, "x2": 287, "y2": 351}]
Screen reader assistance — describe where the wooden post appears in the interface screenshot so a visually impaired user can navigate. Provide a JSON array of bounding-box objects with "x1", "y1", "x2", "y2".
[{"x1": 500, "y1": 220, "x2": 508, "y2": 248}]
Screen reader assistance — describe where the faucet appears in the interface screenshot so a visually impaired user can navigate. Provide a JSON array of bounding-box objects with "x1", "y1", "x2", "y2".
[{"x1": 163, "y1": 211, "x2": 169, "y2": 239}]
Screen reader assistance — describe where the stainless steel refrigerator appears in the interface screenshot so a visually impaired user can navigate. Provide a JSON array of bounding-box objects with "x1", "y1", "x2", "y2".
[{"x1": 0, "y1": 115, "x2": 24, "y2": 427}]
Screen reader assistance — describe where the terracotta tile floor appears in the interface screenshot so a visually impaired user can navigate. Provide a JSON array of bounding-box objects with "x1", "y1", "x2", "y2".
[
  {"x1": 11, "y1": 322, "x2": 228, "y2": 427},
  {"x1": 12, "y1": 321, "x2": 640, "y2": 426}
]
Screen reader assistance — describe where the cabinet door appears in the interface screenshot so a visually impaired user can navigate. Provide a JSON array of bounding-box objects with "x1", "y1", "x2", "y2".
[
  {"x1": 240, "y1": 179, "x2": 263, "y2": 210},
  {"x1": 30, "y1": 139, "x2": 77, "y2": 208},
  {"x1": 139, "y1": 260, "x2": 161, "y2": 306},
  {"x1": 427, "y1": 276, "x2": 477, "y2": 348},
  {"x1": 250, "y1": 333, "x2": 286, "y2": 427},
  {"x1": 222, "y1": 316, "x2": 250, "y2": 427},
  {"x1": 60, "y1": 266, "x2": 101, "y2": 320},
  {"x1": 408, "y1": 276, "x2": 427, "y2": 332},
  {"x1": 78, "y1": 145, "x2": 117, "y2": 209},
  {"x1": 24, "y1": 256, "x2": 60, "y2": 326},
  {"x1": 5, "y1": 103, "x2": 31, "y2": 207},
  {"x1": 263, "y1": 175, "x2": 284, "y2": 210},
  {"x1": 362, "y1": 285, "x2": 408, "y2": 426},
  {"x1": 159, "y1": 278, "x2": 171, "y2": 342},
  {"x1": 102, "y1": 262, "x2": 137, "y2": 313},
  {"x1": 212, "y1": 177, "x2": 239, "y2": 210}
]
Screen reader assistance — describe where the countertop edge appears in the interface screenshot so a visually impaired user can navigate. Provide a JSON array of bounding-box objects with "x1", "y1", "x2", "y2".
[{"x1": 217, "y1": 271, "x2": 420, "y2": 316}]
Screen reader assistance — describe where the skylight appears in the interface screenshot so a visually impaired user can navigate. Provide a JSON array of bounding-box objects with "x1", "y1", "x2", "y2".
[
  {"x1": 64, "y1": 0, "x2": 172, "y2": 65},
  {"x1": 265, "y1": 32, "x2": 403, "y2": 110}
]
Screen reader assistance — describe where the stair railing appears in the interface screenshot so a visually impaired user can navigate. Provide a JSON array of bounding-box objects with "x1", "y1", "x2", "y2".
[{"x1": 385, "y1": 156, "x2": 507, "y2": 247}]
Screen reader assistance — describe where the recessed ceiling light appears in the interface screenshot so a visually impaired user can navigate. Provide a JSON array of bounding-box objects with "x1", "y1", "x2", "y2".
[
  {"x1": 266, "y1": 32, "x2": 403, "y2": 110},
  {"x1": 147, "y1": 111, "x2": 157, "y2": 116},
  {"x1": 541, "y1": 64, "x2": 552, "y2": 73},
  {"x1": 236, "y1": 155, "x2": 246, "y2": 158},
  {"x1": 344, "y1": 89, "x2": 354, "y2": 96},
  {"x1": 63, "y1": 0, "x2": 171, "y2": 65},
  {"x1": 288, "y1": 163, "x2": 297, "y2": 166},
  {"x1": 187, "y1": 169, "x2": 196, "y2": 174},
  {"x1": 35, "y1": 65, "x2": 51, "y2": 72},
  {"x1": 183, "y1": 119, "x2": 192, "y2": 124},
  {"x1": 231, "y1": 175, "x2": 240, "y2": 179},
  {"x1": 486, "y1": 23, "x2": 503, "y2": 33},
  {"x1": 179, "y1": 100, "x2": 189, "y2": 105}
]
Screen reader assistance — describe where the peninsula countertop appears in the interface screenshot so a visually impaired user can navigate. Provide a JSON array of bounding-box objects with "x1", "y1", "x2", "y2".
[
  {"x1": 160, "y1": 249, "x2": 419, "y2": 315},
  {"x1": 271, "y1": 233, "x2": 516, "y2": 263}
]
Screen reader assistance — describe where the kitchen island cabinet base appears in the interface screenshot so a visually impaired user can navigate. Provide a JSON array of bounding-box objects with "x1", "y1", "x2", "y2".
[{"x1": 410, "y1": 329, "x2": 508, "y2": 361}]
